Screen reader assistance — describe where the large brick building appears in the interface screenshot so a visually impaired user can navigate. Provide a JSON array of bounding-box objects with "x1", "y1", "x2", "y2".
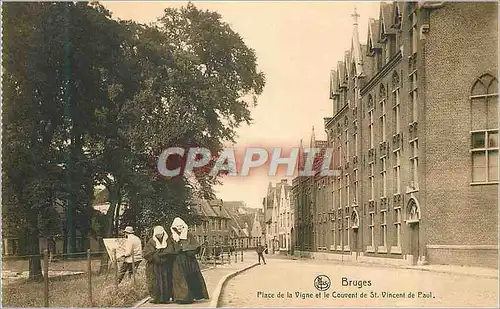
[{"x1": 293, "y1": 1, "x2": 498, "y2": 268}]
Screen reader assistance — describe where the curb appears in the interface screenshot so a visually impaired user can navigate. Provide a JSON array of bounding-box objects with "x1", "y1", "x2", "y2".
[
  {"x1": 210, "y1": 262, "x2": 260, "y2": 308},
  {"x1": 401, "y1": 266, "x2": 499, "y2": 280},
  {"x1": 132, "y1": 266, "x2": 216, "y2": 308},
  {"x1": 290, "y1": 256, "x2": 499, "y2": 280}
]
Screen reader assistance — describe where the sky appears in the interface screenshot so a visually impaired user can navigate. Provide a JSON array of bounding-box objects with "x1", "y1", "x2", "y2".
[{"x1": 103, "y1": 1, "x2": 381, "y2": 209}]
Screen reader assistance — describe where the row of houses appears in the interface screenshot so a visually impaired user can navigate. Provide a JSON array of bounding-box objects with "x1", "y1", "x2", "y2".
[
  {"x1": 2, "y1": 188, "x2": 265, "y2": 256},
  {"x1": 291, "y1": 1, "x2": 498, "y2": 268},
  {"x1": 189, "y1": 198, "x2": 265, "y2": 249}
]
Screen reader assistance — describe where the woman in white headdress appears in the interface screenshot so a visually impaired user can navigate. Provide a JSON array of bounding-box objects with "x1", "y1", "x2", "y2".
[
  {"x1": 143, "y1": 226, "x2": 176, "y2": 304},
  {"x1": 170, "y1": 217, "x2": 209, "y2": 304}
]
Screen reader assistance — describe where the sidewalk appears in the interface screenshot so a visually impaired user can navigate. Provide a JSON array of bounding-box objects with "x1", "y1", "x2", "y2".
[
  {"x1": 274, "y1": 254, "x2": 499, "y2": 279},
  {"x1": 402, "y1": 264, "x2": 499, "y2": 279},
  {"x1": 137, "y1": 257, "x2": 258, "y2": 308}
]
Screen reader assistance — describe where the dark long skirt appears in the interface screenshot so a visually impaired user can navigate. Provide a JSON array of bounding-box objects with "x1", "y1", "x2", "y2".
[
  {"x1": 146, "y1": 257, "x2": 174, "y2": 304},
  {"x1": 172, "y1": 251, "x2": 209, "y2": 303}
]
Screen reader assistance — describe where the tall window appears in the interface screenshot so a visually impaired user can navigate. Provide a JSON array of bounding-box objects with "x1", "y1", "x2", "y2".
[
  {"x1": 354, "y1": 88, "x2": 359, "y2": 108},
  {"x1": 332, "y1": 176, "x2": 337, "y2": 209},
  {"x1": 337, "y1": 213, "x2": 342, "y2": 249},
  {"x1": 393, "y1": 207, "x2": 402, "y2": 248},
  {"x1": 380, "y1": 156, "x2": 387, "y2": 197},
  {"x1": 410, "y1": 139, "x2": 419, "y2": 188},
  {"x1": 392, "y1": 72, "x2": 401, "y2": 134},
  {"x1": 338, "y1": 137, "x2": 343, "y2": 167},
  {"x1": 471, "y1": 74, "x2": 499, "y2": 183},
  {"x1": 410, "y1": 72, "x2": 418, "y2": 122},
  {"x1": 368, "y1": 212, "x2": 375, "y2": 250},
  {"x1": 380, "y1": 210, "x2": 387, "y2": 249},
  {"x1": 369, "y1": 109, "x2": 374, "y2": 148},
  {"x1": 380, "y1": 85, "x2": 387, "y2": 142},
  {"x1": 339, "y1": 177, "x2": 343, "y2": 209},
  {"x1": 369, "y1": 163, "x2": 375, "y2": 201},
  {"x1": 393, "y1": 150, "x2": 401, "y2": 194},
  {"x1": 353, "y1": 132, "x2": 358, "y2": 157},
  {"x1": 336, "y1": 177, "x2": 341, "y2": 209},
  {"x1": 344, "y1": 215, "x2": 350, "y2": 250},
  {"x1": 345, "y1": 129, "x2": 349, "y2": 162},
  {"x1": 353, "y1": 169, "x2": 359, "y2": 204},
  {"x1": 345, "y1": 174, "x2": 350, "y2": 207},
  {"x1": 331, "y1": 218, "x2": 336, "y2": 249},
  {"x1": 409, "y1": 5, "x2": 418, "y2": 55}
]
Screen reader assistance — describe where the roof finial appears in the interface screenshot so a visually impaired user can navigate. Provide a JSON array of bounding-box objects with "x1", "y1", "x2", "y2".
[{"x1": 351, "y1": 6, "x2": 360, "y2": 26}]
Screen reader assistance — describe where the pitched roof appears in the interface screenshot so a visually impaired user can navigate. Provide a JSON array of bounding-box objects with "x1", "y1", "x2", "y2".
[
  {"x1": 93, "y1": 188, "x2": 109, "y2": 206},
  {"x1": 190, "y1": 198, "x2": 231, "y2": 219},
  {"x1": 379, "y1": 2, "x2": 396, "y2": 39},
  {"x1": 224, "y1": 201, "x2": 262, "y2": 238},
  {"x1": 329, "y1": 70, "x2": 338, "y2": 99},
  {"x1": 367, "y1": 18, "x2": 381, "y2": 54}
]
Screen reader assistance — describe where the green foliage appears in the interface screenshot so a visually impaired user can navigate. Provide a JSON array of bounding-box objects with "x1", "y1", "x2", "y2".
[{"x1": 2, "y1": 0, "x2": 265, "y2": 277}]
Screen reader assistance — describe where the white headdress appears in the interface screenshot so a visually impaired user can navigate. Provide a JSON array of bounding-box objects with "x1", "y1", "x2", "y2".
[
  {"x1": 153, "y1": 226, "x2": 168, "y2": 249},
  {"x1": 171, "y1": 217, "x2": 188, "y2": 242}
]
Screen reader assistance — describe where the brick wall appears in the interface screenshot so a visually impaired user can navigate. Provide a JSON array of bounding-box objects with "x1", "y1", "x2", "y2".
[{"x1": 422, "y1": 2, "x2": 498, "y2": 266}]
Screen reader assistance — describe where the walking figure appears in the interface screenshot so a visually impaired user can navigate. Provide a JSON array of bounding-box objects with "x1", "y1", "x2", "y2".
[{"x1": 256, "y1": 243, "x2": 266, "y2": 265}]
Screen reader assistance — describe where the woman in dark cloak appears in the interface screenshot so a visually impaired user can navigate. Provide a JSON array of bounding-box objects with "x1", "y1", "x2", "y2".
[
  {"x1": 143, "y1": 226, "x2": 176, "y2": 304},
  {"x1": 170, "y1": 217, "x2": 209, "y2": 304}
]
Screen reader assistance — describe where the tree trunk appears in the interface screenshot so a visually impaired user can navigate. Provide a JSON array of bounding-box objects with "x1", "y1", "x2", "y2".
[
  {"x1": 62, "y1": 222, "x2": 68, "y2": 258},
  {"x1": 27, "y1": 213, "x2": 43, "y2": 281}
]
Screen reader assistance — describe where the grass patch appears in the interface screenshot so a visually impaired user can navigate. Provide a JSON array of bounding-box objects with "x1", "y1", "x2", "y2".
[
  {"x1": 2, "y1": 258, "x2": 102, "y2": 273},
  {"x1": 2, "y1": 267, "x2": 148, "y2": 307}
]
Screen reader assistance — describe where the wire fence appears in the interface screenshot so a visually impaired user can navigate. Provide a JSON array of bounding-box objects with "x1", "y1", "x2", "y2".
[{"x1": 2, "y1": 244, "x2": 245, "y2": 307}]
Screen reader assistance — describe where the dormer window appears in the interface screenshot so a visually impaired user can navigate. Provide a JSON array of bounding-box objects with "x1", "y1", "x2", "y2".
[
  {"x1": 394, "y1": 4, "x2": 402, "y2": 31},
  {"x1": 380, "y1": 22, "x2": 387, "y2": 42},
  {"x1": 368, "y1": 37, "x2": 375, "y2": 56}
]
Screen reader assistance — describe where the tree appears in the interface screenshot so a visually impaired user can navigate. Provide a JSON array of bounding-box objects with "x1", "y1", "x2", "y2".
[
  {"x1": 3, "y1": 2, "x2": 75, "y2": 280},
  {"x1": 3, "y1": 1, "x2": 266, "y2": 278}
]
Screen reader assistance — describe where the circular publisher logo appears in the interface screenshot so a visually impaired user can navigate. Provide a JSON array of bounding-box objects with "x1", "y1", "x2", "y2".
[{"x1": 314, "y1": 275, "x2": 331, "y2": 291}]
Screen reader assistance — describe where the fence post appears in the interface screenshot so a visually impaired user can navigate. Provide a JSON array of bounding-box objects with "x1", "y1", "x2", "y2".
[
  {"x1": 43, "y1": 249, "x2": 49, "y2": 307},
  {"x1": 241, "y1": 245, "x2": 244, "y2": 262},
  {"x1": 87, "y1": 249, "x2": 93, "y2": 306},
  {"x1": 228, "y1": 247, "x2": 231, "y2": 264},
  {"x1": 212, "y1": 247, "x2": 216, "y2": 267},
  {"x1": 113, "y1": 249, "x2": 118, "y2": 290},
  {"x1": 43, "y1": 250, "x2": 49, "y2": 307},
  {"x1": 131, "y1": 254, "x2": 136, "y2": 286},
  {"x1": 220, "y1": 247, "x2": 224, "y2": 265},
  {"x1": 234, "y1": 248, "x2": 237, "y2": 263}
]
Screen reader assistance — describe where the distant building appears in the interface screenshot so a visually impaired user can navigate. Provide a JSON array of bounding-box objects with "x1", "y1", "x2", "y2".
[
  {"x1": 224, "y1": 201, "x2": 265, "y2": 249},
  {"x1": 190, "y1": 198, "x2": 232, "y2": 246},
  {"x1": 263, "y1": 179, "x2": 294, "y2": 254},
  {"x1": 2, "y1": 189, "x2": 113, "y2": 256}
]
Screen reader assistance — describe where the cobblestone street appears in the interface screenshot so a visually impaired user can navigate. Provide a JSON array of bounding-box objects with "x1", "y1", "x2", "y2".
[{"x1": 220, "y1": 258, "x2": 498, "y2": 307}]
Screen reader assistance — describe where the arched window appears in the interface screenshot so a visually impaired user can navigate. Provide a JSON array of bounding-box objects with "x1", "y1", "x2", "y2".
[
  {"x1": 407, "y1": 198, "x2": 420, "y2": 222},
  {"x1": 394, "y1": 3, "x2": 402, "y2": 30},
  {"x1": 379, "y1": 84, "x2": 386, "y2": 99},
  {"x1": 392, "y1": 71, "x2": 400, "y2": 87},
  {"x1": 367, "y1": 94, "x2": 374, "y2": 109},
  {"x1": 470, "y1": 74, "x2": 498, "y2": 183}
]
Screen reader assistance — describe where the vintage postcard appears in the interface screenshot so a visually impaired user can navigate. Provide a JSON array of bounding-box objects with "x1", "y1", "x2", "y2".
[{"x1": 1, "y1": 1, "x2": 499, "y2": 308}]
